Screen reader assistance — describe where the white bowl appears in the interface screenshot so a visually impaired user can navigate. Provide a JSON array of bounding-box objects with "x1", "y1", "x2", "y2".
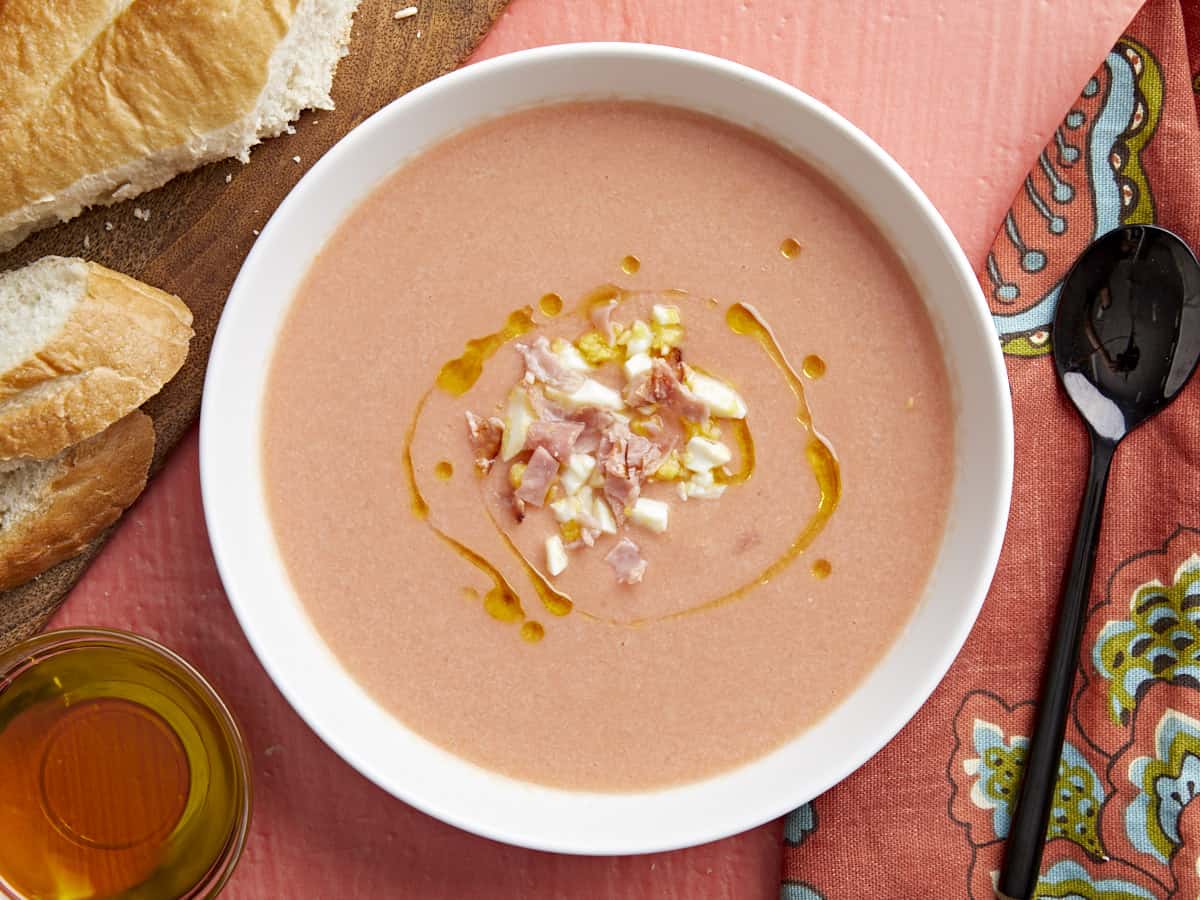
[{"x1": 200, "y1": 43, "x2": 1013, "y2": 855}]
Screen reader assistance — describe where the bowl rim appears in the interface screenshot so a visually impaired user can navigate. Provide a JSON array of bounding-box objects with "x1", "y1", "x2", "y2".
[{"x1": 200, "y1": 41, "x2": 1014, "y2": 855}]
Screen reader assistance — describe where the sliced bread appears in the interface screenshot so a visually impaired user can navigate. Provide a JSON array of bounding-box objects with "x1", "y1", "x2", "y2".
[
  {"x1": 0, "y1": 0, "x2": 362, "y2": 251},
  {"x1": 0, "y1": 256, "x2": 193, "y2": 460},
  {"x1": 0, "y1": 411, "x2": 154, "y2": 592}
]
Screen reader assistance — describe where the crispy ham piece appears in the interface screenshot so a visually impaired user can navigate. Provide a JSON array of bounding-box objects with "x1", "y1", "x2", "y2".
[
  {"x1": 605, "y1": 537, "x2": 647, "y2": 585},
  {"x1": 465, "y1": 411, "x2": 504, "y2": 472},
  {"x1": 598, "y1": 421, "x2": 637, "y2": 522},
  {"x1": 662, "y1": 347, "x2": 685, "y2": 380},
  {"x1": 596, "y1": 419, "x2": 671, "y2": 522},
  {"x1": 530, "y1": 389, "x2": 615, "y2": 454},
  {"x1": 590, "y1": 299, "x2": 618, "y2": 341},
  {"x1": 524, "y1": 419, "x2": 584, "y2": 463},
  {"x1": 568, "y1": 405, "x2": 616, "y2": 454},
  {"x1": 623, "y1": 358, "x2": 708, "y2": 422},
  {"x1": 514, "y1": 446, "x2": 559, "y2": 507},
  {"x1": 624, "y1": 431, "x2": 667, "y2": 476},
  {"x1": 516, "y1": 336, "x2": 586, "y2": 393},
  {"x1": 603, "y1": 471, "x2": 638, "y2": 523}
]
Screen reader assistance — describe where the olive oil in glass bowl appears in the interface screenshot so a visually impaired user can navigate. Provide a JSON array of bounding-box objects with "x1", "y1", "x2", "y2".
[{"x1": 0, "y1": 629, "x2": 251, "y2": 899}]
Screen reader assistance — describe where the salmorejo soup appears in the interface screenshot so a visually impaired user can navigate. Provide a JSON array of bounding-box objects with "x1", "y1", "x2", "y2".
[{"x1": 262, "y1": 101, "x2": 953, "y2": 791}]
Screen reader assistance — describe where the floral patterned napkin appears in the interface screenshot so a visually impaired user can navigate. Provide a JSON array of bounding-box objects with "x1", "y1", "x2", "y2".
[{"x1": 782, "y1": 0, "x2": 1200, "y2": 896}]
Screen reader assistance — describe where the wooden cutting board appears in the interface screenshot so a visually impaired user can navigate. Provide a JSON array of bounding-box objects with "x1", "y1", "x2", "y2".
[{"x1": 0, "y1": 0, "x2": 508, "y2": 651}]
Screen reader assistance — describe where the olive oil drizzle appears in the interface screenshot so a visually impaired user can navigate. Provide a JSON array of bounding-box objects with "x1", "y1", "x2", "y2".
[
  {"x1": 404, "y1": 391, "x2": 527, "y2": 625},
  {"x1": 624, "y1": 304, "x2": 842, "y2": 626},
  {"x1": 436, "y1": 307, "x2": 536, "y2": 396},
  {"x1": 714, "y1": 418, "x2": 755, "y2": 486},
  {"x1": 483, "y1": 505, "x2": 574, "y2": 618},
  {"x1": 579, "y1": 284, "x2": 622, "y2": 322},
  {"x1": 403, "y1": 392, "x2": 432, "y2": 519},
  {"x1": 724, "y1": 302, "x2": 840, "y2": 578},
  {"x1": 539, "y1": 293, "x2": 564, "y2": 317},
  {"x1": 802, "y1": 354, "x2": 826, "y2": 379},
  {"x1": 404, "y1": 287, "x2": 839, "y2": 637}
]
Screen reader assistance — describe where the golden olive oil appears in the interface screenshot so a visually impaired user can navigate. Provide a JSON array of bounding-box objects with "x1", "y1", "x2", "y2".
[{"x1": 0, "y1": 633, "x2": 250, "y2": 899}]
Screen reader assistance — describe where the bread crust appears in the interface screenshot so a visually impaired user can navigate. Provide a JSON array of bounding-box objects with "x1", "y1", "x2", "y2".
[
  {"x1": 0, "y1": 1, "x2": 290, "y2": 244},
  {"x1": 0, "y1": 0, "x2": 360, "y2": 250},
  {"x1": 0, "y1": 411, "x2": 154, "y2": 592},
  {"x1": 0, "y1": 261, "x2": 193, "y2": 460}
]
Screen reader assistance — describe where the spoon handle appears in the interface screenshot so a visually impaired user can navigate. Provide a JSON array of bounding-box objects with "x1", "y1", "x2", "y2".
[{"x1": 999, "y1": 434, "x2": 1116, "y2": 900}]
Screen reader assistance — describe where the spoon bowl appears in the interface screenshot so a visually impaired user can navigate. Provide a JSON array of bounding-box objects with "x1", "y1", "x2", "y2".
[{"x1": 1053, "y1": 224, "x2": 1200, "y2": 442}]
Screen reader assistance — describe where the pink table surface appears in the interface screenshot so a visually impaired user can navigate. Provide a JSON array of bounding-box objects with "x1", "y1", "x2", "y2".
[{"x1": 49, "y1": 1, "x2": 1143, "y2": 897}]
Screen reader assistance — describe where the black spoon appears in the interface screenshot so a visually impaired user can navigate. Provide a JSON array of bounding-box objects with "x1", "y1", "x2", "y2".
[{"x1": 999, "y1": 224, "x2": 1200, "y2": 900}]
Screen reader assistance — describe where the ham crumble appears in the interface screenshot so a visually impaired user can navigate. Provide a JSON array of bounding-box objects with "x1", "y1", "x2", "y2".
[{"x1": 466, "y1": 304, "x2": 747, "y2": 585}]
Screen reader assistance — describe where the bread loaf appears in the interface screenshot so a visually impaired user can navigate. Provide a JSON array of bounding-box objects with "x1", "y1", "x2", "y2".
[
  {"x1": 0, "y1": 412, "x2": 154, "y2": 592},
  {"x1": 0, "y1": 256, "x2": 193, "y2": 461},
  {"x1": 0, "y1": 0, "x2": 362, "y2": 251}
]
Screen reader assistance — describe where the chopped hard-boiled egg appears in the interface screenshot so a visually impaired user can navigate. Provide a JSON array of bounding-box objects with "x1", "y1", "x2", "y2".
[
  {"x1": 500, "y1": 388, "x2": 534, "y2": 461},
  {"x1": 545, "y1": 535, "x2": 568, "y2": 576},
  {"x1": 551, "y1": 485, "x2": 595, "y2": 523},
  {"x1": 549, "y1": 495, "x2": 581, "y2": 523},
  {"x1": 684, "y1": 436, "x2": 733, "y2": 472},
  {"x1": 630, "y1": 414, "x2": 663, "y2": 437},
  {"x1": 693, "y1": 418, "x2": 722, "y2": 440},
  {"x1": 561, "y1": 453, "x2": 597, "y2": 495},
  {"x1": 588, "y1": 464, "x2": 606, "y2": 488},
  {"x1": 551, "y1": 338, "x2": 591, "y2": 372},
  {"x1": 620, "y1": 320, "x2": 653, "y2": 356},
  {"x1": 629, "y1": 497, "x2": 669, "y2": 533},
  {"x1": 546, "y1": 378, "x2": 624, "y2": 411},
  {"x1": 652, "y1": 323, "x2": 685, "y2": 353},
  {"x1": 592, "y1": 495, "x2": 618, "y2": 534},
  {"x1": 651, "y1": 450, "x2": 682, "y2": 481},
  {"x1": 651, "y1": 304, "x2": 681, "y2": 326},
  {"x1": 623, "y1": 351, "x2": 652, "y2": 380},
  {"x1": 677, "y1": 468, "x2": 727, "y2": 501},
  {"x1": 684, "y1": 369, "x2": 747, "y2": 419},
  {"x1": 576, "y1": 331, "x2": 618, "y2": 365},
  {"x1": 508, "y1": 461, "x2": 526, "y2": 489}
]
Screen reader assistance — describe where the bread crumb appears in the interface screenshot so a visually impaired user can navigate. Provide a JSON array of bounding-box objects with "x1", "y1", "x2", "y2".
[
  {"x1": 284, "y1": 124, "x2": 296, "y2": 135},
  {"x1": 394, "y1": 5, "x2": 418, "y2": 18},
  {"x1": 253, "y1": 229, "x2": 260, "y2": 236},
  {"x1": 225, "y1": 173, "x2": 233, "y2": 184},
  {"x1": 83, "y1": 234, "x2": 91, "y2": 250},
  {"x1": 133, "y1": 207, "x2": 151, "y2": 221},
  {"x1": 292, "y1": 155, "x2": 301, "y2": 164},
  {"x1": 104, "y1": 221, "x2": 113, "y2": 231},
  {"x1": 416, "y1": 28, "x2": 422, "y2": 37}
]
